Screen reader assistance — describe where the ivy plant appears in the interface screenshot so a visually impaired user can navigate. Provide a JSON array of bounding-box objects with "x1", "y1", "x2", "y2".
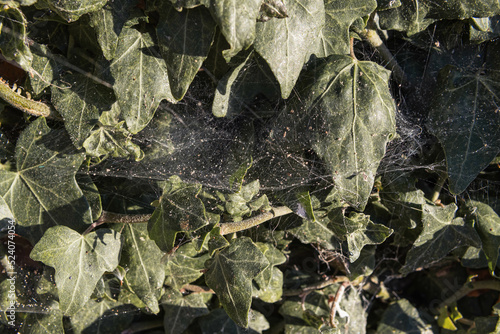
[{"x1": 0, "y1": 0, "x2": 500, "y2": 333}]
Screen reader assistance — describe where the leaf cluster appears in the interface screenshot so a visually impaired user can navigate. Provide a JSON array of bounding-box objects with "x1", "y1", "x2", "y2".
[{"x1": 0, "y1": 0, "x2": 500, "y2": 333}]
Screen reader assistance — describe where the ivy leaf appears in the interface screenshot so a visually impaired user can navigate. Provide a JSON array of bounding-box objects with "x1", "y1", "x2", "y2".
[
  {"x1": 328, "y1": 209, "x2": 393, "y2": 262},
  {"x1": 29, "y1": 44, "x2": 59, "y2": 95},
  {"x1": 88, "y1": 0, "x2": 138, "y2": 60},
  {"x1": 0, "y1": 118, "x2": 91, "y2": 243},
  {"x1": 253, "y1": 242, "x2": 286, "y2": 303},
  {"x1": 30, "y1": 226, "x2": 121, "y2": 316},
  {"x1": 40, "y1": 0, "x2": 107, "y2": 22},
  {"x1": 165, "y1": 242, "x2": 210, "y2": 290},
  {"x1": 315, "y1": 0, "x2": 377, "y2": 57},
  {"x1": 69, "y1": 298, "x2": 135, "y2": 334},
  {"x1": 51, "y1": 72, "x2": 115, "y2": 148},
  {"x1": 470, "y1": 16, "x2": 500, "y2": 43},
  {"x1": 157, "y1": 3, "x2": 216, "y2": 100},
  {"x1": 288, "y1": 55, "x2": 396, "y2": 210},
  {"x1": 169, "y1": 0, "x2": 208, "y2": 10},
  {"x1": 204, "y1": 237, "x2": 269, "y2": 327},
  {"x1": 254, "y1": 0, "x2": 324, "y2": 98},
  {"x1": 212, "y1": 52, "x2": 280, "y2": 118},
  {"x1": 427, "y1": 65, "x2": 500, "y2": 194},
  {"x1": 161, "y1": 288, "x2": 210, "y2": 334},
  {"x1": 198, "y1": 308, "x2": 270, "y2": 334},
  {"x1": 377, "y1": 299, "x2": 433, "y2": 333},
  {"x1": 223, "y1": 180, "x2": 270, "y2": 222},
  {"x1": 110, "y1": 26, "x2": 175, "y2": 133},
  {"x1": 0, "y1": 6, "x2": 32, "y2": 70},
  {"x1": 119, "y1": 223, "x2": 164, "y2": 314},
  {"x1": 401, "y1": 203, "x2": 481, "y2": 274},
  {"x1": 148, "y1": 176, "x2": 210, "y2": 252},
  {"x1": 465, "y1": 200, "x2": 500, "y2": 276},
  {"x1": 208, "y1": 0, "x2": 262, "y2": 60},
  {"x1": 20, "y1": 300, "x2": 64, "y2": 334}
]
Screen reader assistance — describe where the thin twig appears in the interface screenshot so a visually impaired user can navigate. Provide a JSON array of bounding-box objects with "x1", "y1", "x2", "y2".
[
  {"x1": 434, "y1": 280, "x2": 500, "y2": 314},
  {"x1": 282, "y1": 276, "x2": 350, "y2": 297},
  {"x1": 329, "y1": 281, "x2": 349, "y2": 328},
  {"x1": 182, "y1": 284, "x2": 214, "y2": 294}
]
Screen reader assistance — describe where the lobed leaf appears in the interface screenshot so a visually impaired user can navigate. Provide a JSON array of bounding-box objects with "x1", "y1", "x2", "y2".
[
  {"x1": 165, "y1": 242, "x2": 210, "y2": 290},
  {"x1": 427, "y1": 65, "x2": 500, "y2": 194},
  {"x1": 30, "y1": 226, "x2": 121, "y2": 316},
  {"x1": 161, "y1": 288, "x2": 210, "y2": 334},
  {"x1": 254, "y1": 0, "x2": 325, "y2": 98},
  {"x1": 204, "y1": 237, "x2": 269, "y2": 327},
  {"x1": 0, "y1": 118, "x2": 91, "y2": 243},
  {"x1": 401, "y1": 203, "x2": 481, "y2": 274},
  {"x1": 41, "y1": 0, "x2": 107, "y2": 22},
  {"x1": 377, "y1": 299, "x2": 433, "y2": 333}
]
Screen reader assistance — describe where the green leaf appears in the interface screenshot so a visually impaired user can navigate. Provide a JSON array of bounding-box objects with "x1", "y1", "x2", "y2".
[
  {"x1": 29, "y1": 44, "x2": 59, "y2": 95},
  {"x1": 288, "y1": 55, "x2": 396, "y2": 210},
  {"x1": 148, "y1": 176, "x2": 210, "y2": 251},
  {"x1": 51, "y1": 72, "x2": 115, "y2": 148},
  {"x1": 0, "y1": 6, "x2": 32, "y2": 70},
  {"x1": 253, "y1": 242, "x2": 286, "y2": 303},
  {"x1": 41, "y1": 0, "x2": 107, "y2": 22},
  {"x1": 198, "y1": 308, "x2": 270, "y2": 334},
  {"x1": 119, "y1": 223, "x2": 164, "y2": 314},
  {"x1": 69, "y1": 298, "x2": 134, "y2": 334},
  {"x1": 315, "y1": 0, "x2": 377, "y2": 57},
  {"x1": 212, "y1": 52, "x2": 280, "y2": 118},
  {"x1": 30, "y1": 226, "x2": 121, "y2": 316},
  {"x1": 204, "y1": 237, "x2": 269, "y2": 327},
  {"x1": 20, "y1": 300, "x2": 64, "y2": 334},
  {"x1": 161, "y1": 288, "x2": 210, "y2": 334},
  {"x1": 208, "y1": 0, "x2": 262, "y2": 60},
  {"x1": 76, "y1": 174, "x2": 102, "y2": 221},
  {"x1": 224, "y1": 180, "x2": 270, "y2": 221},
  {"x1": 401, "y1": 203, "x2": 481, "y2": 274},
  {"x1": 169, "y1": 0, "x2": 208, "y2": 10},
  {"x1": 157, "y1": 3, "x2": 216, "y2": 100},
  {"x1": 470, "y1": 16, "x2": 500, "y2": 43},
  {"x1": 254, "y1": 0, "x2": 325, "y2": 98},
  {"x1": 465, "y1": 200, "x2": 500, "y2": 276},
  {"x1": 377, "y1": 299, "x2": 433, "y2": 334},
  {"x1": 165, "y1": 242, "x2": 210, "y2": 290},
  {"x1": 427, "y1": 65, "x2": 500, "y2": 194},
  {"x1": 88, "y1": 0, "x2": 138, "y2": 60},
  {"x1": 0, "y1": 118, "x2": 91, "y2": 243},
  {"x1": 110, "y1": 26, "x2": 175, "y2": 133},
  {"x1": 328, "y1": 209, "x2": 393, "y2": 262}
]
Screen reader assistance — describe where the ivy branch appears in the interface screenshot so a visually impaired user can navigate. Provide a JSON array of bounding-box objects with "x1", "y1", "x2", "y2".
[{"x1": 84, "y1": 206, "x2": 294, "y2": 235}]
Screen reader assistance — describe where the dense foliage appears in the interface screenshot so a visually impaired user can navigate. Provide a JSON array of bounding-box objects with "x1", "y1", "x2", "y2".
[{"x1": 0, "y1": 0, "x2": 500, "y2": 333}]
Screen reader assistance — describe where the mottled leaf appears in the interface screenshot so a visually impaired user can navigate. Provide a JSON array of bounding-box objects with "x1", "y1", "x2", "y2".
[
  {"x1": 253, "y1": 242, "x2": 286, "y2": 303},
  {"x1": 377, "y1": 299, "x2": 433, "y2": 333},
  {"x1": 30, "y1": 226, "x2": 121, "y2": 316},
  {"x1": 212, "y1": 52, "x2": 280, "y2": 118},
  {"x1": 148, "y1": 176, "x2": 210, "y2": 251},
  {"x1": 161, "y1": 288, "x2": 210, "y2": 334},
  {"x1": 283, "y1": 55, "x2": 396, "y2": 210},
  {"x1": 198, "y1": 308, "x2": 270, "y2": 334},
  {"x1": 328, "y1": 209, "x2": 393, "y2": 262},
  {"x1": 465, "y1": 200, "x2": 500, "y2": 276},
  {"x1": 110, "y1": 26, "x2": 175, "y2": 133},
  {"x1": 42, "y1": 0, "x2": 107, "y2": 22},
  {"x1": 29, "y1": 44, "x2": 59, "y2": 95},
  {"x1": 165, "y1": 242, "x2": 210, "y2": 290},
  {"x1": 401, "y1": 203, "x2": 481, "y2": 274},
  {"x1": 88, "y1": 0, "x2": 138, "y2": 60},
  {"x1": 208, "y1": 0, "x2": 262, "y2": 59},
  {"x1": 255, "y1": 0, "x2": 324, "y2": 98},
  {"x1": 69, "y1": 298, "x2": 134, "y2": 334},
  {"x1": 120, "y1": 223, "x2": 164, "y2": 314},
  {"x1": 0, "y1": 118, "x2": 91, "y2": 243},
  {"x1": 20, "y1": 300, "x2": 64, "y2": 334},
  {"x1": 157, "y1": 3, "x2": 216, "y2": 100},
  {"x1": 315, "y1": 0, "x2": 377, "y2": 57},
  {"x1": 427, "y1": 65, "x2": 500, "y2": 194},
  {"x1": 205, "y1": 237, "x2": 269, "y2": 327},
  {"x1": 0, "y1": 6, "x2": 32, "y2": 69},
  {"x1": 51, "y1": 72, "x2": 115, "y2": 148}
]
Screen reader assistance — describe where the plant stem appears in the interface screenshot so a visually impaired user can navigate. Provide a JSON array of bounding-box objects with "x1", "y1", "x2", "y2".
[
  {"x1": 282, "y1": 276, "x2": 349, "y2": 296},
  {"x1": 359, "y1": 15, "x2": 407, "y2": 85},
  {"x1": 83, "y1": 211, "x2": 152, "y2": 235},
  {"x1": 434, "y1": 280, "x2": 500, "y2": 314},
  {"x1": 430, "y1": 172, "x2": 447, "y2": 203},
  {"x1": 219, "y1": 206, "x2": 293, "y2": 235},
  {"x1": 182, "y1": 284, "x2": 214, "y2": 294}
]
